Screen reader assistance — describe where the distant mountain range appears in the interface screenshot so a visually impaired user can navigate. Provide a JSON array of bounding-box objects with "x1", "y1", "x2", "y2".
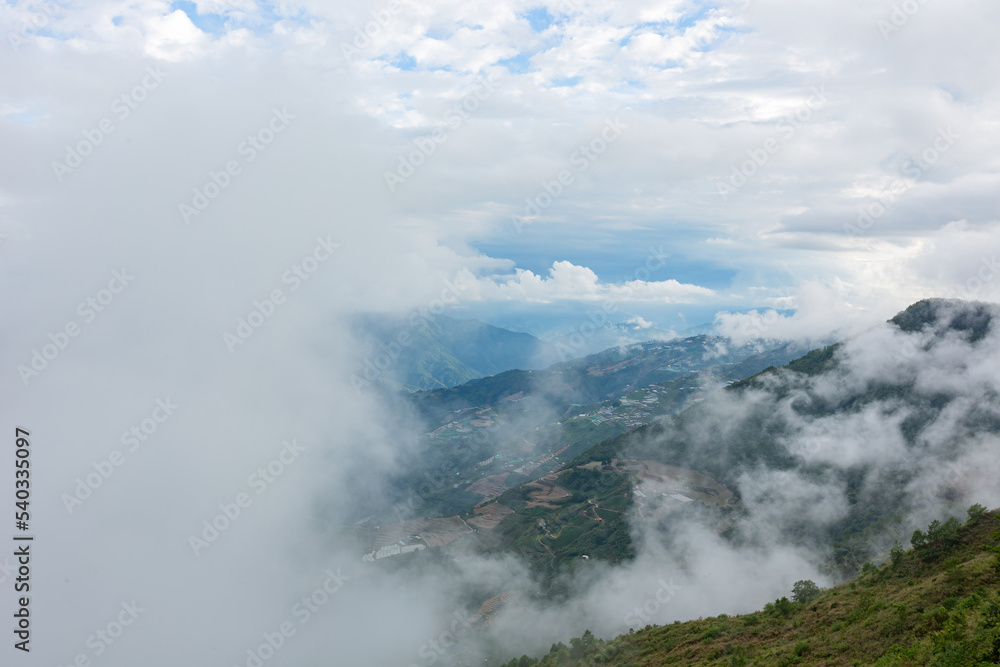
[
  {"x1": 407, "y1": 334, "x2": 808, "y2": 427},
  {"x1": 350, "y1": 332, "x2": 807, "y2": 528},
  {"x1": 352, "y1": 314, "x2": 562, "y2": 391}
]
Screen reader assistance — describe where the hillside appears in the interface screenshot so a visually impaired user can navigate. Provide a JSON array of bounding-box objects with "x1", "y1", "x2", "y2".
[
  {"x1": 349, "y1": 299, "x2": 1000, "y2": 667},
  {"x1": 377, "y1": 337, "x2": 803, "y2": 520},
  {"x1": 565, "y1": 299, "x2": 1000, "y2": 576},
  {"x1": 497, "y1": 506, "x2": 1000, "y2": 666},
  {"x1": 472, "y1": 459, "x2": 735, "y2": 598},
  {"x1": 407, "y1": 335, "x2": 806, "y2": 426},
  {"x1": 376, "y1": 299, "x2": 1000, "y2": 587}
]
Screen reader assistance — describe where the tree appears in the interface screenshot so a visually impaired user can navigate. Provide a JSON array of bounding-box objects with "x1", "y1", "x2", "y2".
[
  {"x1": 967, "y1": 503, "x2": 988, "y2": 525},
  {"x1": 890, "y1": 541, "x2": 905, "y2": 568},
  {"x1": 570, "y1": 630, "x2": 596, "y2": 658},
  {"x1": 792, "y1": 580, "x2": 821, "y2": 604}
]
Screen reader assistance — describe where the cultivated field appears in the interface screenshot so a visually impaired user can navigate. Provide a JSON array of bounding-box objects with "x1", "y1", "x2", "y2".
[
  {"x1": 467, "y1": 502, "x2": 514, "y2": 530},
  {"x1": 525, "y1": 476, "x2": 572, "y2": 508},
  {"x1": 466, "y1": 473, "x2": 510, "y2": 504},
  {"x1": 372, "y1": 516, "x2": 472, "y2": 549}
]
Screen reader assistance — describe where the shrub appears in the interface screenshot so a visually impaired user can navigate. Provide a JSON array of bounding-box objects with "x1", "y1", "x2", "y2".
[{"x1": 765, "y1": 597, "x2": 795, "y2": 618}]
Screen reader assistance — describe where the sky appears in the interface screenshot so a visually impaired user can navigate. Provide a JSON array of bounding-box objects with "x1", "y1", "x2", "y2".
[
  {"x1": 2, "y1": 0, "x2": 1000, "y2": 665},
  {"x1": 4, "y1": 0, "x2": 999, "y2": 340}
]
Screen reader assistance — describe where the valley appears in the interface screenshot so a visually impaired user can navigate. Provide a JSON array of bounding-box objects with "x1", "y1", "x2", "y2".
[{"x1": 349, "y1": 299, "x2": 1000, "y2": 666}]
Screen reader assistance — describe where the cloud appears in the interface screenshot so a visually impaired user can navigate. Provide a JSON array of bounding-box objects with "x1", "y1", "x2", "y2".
[
  {"x1": 625, "y1": 314, "x2": 653, "y2": 328},
  {"x1": 464, "y1": 260, "x2": 715, "y2": 304},
  {"x1": 3, "y1": 0, "x2": 1000, "y2": 664},
  {"x1": 712, "y1": 280, "x2": 900, "y2": 344}
]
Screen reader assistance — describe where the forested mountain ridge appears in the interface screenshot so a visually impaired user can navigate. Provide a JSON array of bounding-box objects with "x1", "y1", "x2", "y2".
[{"x1": 562, "y1": 299, "x2": 1000, "y2": 576}]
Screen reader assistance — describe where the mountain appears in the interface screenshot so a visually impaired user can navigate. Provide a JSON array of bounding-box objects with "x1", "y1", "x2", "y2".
[
  {"x1": 434, "y1": 299, "x2": 1000, "y2": 596},
  {"x1": 353, "y1": 314, "x2": 562, "y2": 391},
  {"x1": 565, "y1": 299, "x2": 1000, "y2": 575},
  {"x1": 407, "y1": 335, "x2": 809, "y2": 426},
  {"x1": 371, "y1": 335, "x2": 805, "y2": 522},
  {"x1": 345, "y1": 299, "x2": 1000, "y2": 666},
  {"x1": 498, "y1": 506, "x2": 1000, "y2": 666},
  {"x1": 347, "y1": 299, "x2": 1000, "y2": 666}
]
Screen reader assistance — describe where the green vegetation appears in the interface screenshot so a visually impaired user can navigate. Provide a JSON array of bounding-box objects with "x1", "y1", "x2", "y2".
[
  {"x1": 562, "y1": 300, "x2": 1000, "y2": 578},
  {"x1": 390, "y1": 336, "x2": 801, "y2": 523},
  {"x1": 890, "y1": 298, "x2": 995, "y2": 342},
  {"x1": 478, "y1": 468, "x2": 635, "y2": 595},
  {"x1": 497, "y1": 507, "x2": 1000, "y2": 666},
  {"x1": 792, "y1": 580, "x2": 822, "y2": 604},
  {"x1": 408, "y1": 336, "x2": 803, "y2": 425}
]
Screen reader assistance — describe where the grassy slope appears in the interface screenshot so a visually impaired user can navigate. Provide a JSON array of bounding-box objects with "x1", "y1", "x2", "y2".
[{"x1": 501, "y1": 510, "x2": 1000, "y2": 666}]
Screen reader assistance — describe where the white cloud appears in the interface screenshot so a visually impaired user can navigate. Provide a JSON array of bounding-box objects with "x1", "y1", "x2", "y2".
[
  {"x1": 142, "y1": 9, "x2": 208, "y2": 60},
  {"x1": 625, "y1": 314, "x2": 653, "y2": 328},
  {"x1": 3, "y1": 1, "x2": 1000, "y2": 663},
  {"x1": 464, "y1": 260, "x2": 715, "y2": 303}
]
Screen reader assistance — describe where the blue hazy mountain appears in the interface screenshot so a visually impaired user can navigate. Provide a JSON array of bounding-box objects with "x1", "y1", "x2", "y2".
[{"x1": 353, "y1": 314, "x2": 563, "y2": 391}]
